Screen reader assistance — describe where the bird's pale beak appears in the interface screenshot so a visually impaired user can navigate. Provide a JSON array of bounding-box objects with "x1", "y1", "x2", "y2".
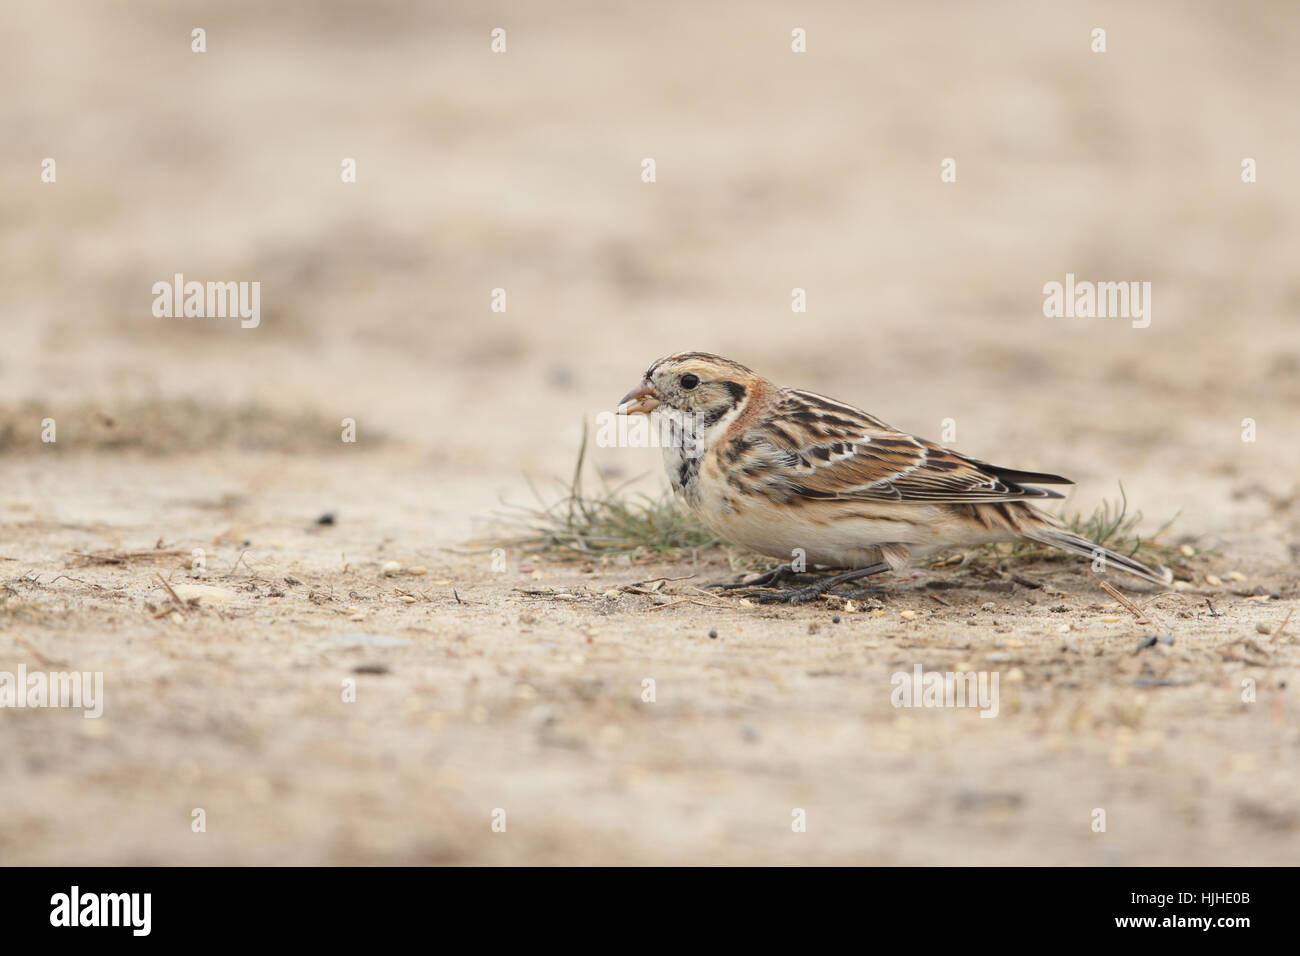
[{"x1": 617, "y1": 380, "x2": 661, "y2": 415}]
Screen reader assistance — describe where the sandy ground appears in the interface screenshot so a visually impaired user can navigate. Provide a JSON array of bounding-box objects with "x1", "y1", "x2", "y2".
[{"x1": 1, "y1": 0, "x2": 1298, "y2": 865}]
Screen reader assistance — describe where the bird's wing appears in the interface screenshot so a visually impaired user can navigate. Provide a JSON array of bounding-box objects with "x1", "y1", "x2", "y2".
[{"x1": 733, "y1": 388, "x2": 1072, "y2": 504}]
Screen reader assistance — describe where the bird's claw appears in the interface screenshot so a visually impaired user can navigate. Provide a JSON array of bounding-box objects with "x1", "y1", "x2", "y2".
[
  {"x1": 706, "y1": 563, "x2": 798, "y2": 591},
  {"x1": 745, "y1": 584, "x2": 829, "y2": 605}
]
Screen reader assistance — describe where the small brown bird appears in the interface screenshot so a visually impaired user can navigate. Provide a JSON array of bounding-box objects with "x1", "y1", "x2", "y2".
[{"x1": 617, "y1": 351, "x2": 1172, "y2": 603}]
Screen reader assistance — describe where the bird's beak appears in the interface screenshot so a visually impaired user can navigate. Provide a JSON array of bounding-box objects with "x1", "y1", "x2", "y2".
[{"x1": 617, "y1": 380, "x2": 661, "y2": 415}]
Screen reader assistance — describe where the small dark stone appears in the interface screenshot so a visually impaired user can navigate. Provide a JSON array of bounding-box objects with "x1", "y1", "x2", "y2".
[
  {"x1": 832, "y1": 615, "x2": 841, "y2": 624},
  {"x1": 708, "y1": 629, "x2": 718, "y2": 639},
  {"x1": 316, "y1": 511, "x2": 336, "y2": 525}
]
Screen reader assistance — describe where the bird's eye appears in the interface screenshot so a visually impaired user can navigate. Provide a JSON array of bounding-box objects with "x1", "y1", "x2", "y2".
[{"x1": 680, "y1": 373, "x2": 700, "y2": 390}]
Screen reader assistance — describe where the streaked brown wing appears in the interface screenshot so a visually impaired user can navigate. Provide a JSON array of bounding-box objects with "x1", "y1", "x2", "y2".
[{"x1": 746, "y1": 389, "x2": 1071, "y2": 504}]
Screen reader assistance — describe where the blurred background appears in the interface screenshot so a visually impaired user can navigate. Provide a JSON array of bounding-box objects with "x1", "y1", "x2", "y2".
[
  {"x1": 3, "y1": 0, "x2": 1297, "y2": 521},
  {"x1": 1, "y1": 0, "x2": 1298, "y2": 864}
]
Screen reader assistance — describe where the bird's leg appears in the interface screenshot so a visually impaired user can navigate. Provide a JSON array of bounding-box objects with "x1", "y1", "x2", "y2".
[
  {"x1": 708, "y1": 562, "x2": 800, "y2": 590},
  {"x1": 748, "y1": 562, "x2": 892, "y2": 605}
]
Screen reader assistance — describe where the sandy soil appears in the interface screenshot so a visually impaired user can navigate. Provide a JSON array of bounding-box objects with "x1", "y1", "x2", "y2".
[{"x1": 1, "y1": 0, "x2": 1298, "y2": 865}]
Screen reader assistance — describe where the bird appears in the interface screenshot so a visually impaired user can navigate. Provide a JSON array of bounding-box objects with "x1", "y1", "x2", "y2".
[{"x1": 616, "y1": 351, "x2": 1172, "y2": 603}]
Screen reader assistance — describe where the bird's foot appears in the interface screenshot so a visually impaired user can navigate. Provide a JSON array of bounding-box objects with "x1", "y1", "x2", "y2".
[
  {"x1": 707, "y1": 563, "x2": 799, "y2": 590},
  {"x1": 741, "y1": 562, "x2": 893, "y2": 605},
  {"x1": 746, "y1": 580, "x2": 836, "y2": 605}
]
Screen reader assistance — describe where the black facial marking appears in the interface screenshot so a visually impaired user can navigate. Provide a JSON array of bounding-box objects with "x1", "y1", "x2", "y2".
[
  {"x1": 721, "y1": 382, "x2": 747, "y2": 404},
  {"x1": 677, "y1": 458, "x2": 699, "y2": 488}
]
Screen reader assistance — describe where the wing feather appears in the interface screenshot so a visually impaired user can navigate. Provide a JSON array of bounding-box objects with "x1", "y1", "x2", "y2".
[{"x1": 739, "y1": 389, "x2": 1072, "y2": 504}]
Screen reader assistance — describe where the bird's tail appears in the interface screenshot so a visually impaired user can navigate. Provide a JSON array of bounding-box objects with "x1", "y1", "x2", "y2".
[{"x1": 1020, "y1": 522, "x2": 1173, "y2": 587}]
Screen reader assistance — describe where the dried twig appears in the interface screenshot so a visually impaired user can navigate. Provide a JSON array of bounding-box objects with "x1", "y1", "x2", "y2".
[
  {"x1": 646, "y1": 596, "x2": 734, "y2": 611},
  {"x1": 1099, "y1": 580, "x2": 1149, "y2": 623},
  {"x1": 1270, "y1": 609, "x2": 1293, "y2": 640},
  {"x1": 68, "y1": 547, "x2": 187, "y2": 566},
  {"x1": 154, "y1": 573, "x2": 188, "y2": 620},
  {"x1": 15, "y1": 637, "x2": 68, "y2": 668}
]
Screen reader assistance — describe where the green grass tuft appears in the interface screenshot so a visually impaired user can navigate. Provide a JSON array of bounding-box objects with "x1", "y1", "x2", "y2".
[
  {"x1": 484, "y1": 423, "x2": 718, "y2": 560},
  {"x1": 976, "y1": 482, "x2": 1179, "y2": 567}
]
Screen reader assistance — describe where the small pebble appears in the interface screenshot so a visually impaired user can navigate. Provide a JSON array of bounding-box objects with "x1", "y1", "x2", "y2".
[
  {"x1": 1256, "y1": 622, "x2": 1274, "y2": 635},
  {"x1": 708, "y1": 629, "x2": 718, "y2": 639},
  {"x1": 1229, "y1": 571, "x2": 1245, "y2": 582},
  {"x1": 408, "y1": 566, "x2": 427, "y2": 576},
  {"x1": 832, "y1": 615, "x2": 841, "y2": 624},
  {"x1": 1205, "y1": 574, "x2": 1222, "y2": 586},
  {"x1": 900, "y1": 610, "x2": 916, "y2": 621},
  {"x1": 1179, "y1": 544, "x2": 1196, "y2": 557},
  {"x1": 316, "y1": 511, "x2": 336, "y2": 525},
  {"x1": 399, "y1": 595, "x2": 416, "y2": 604},
  {"x1": 1100, "y1": 616, "x2": 1121, "y2": 623},
  {"x1": 381, "y1": 561, "x2": 402, "y2": 577}
]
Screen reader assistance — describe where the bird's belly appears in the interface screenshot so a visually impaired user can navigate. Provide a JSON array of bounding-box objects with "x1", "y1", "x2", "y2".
[{"x1": 696, "y1": 497, "x2": 1010, "y2": 569}]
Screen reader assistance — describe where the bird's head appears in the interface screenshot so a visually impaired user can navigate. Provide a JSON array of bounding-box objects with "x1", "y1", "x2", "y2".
[{"x1": 617, "y1": 352, "x2": 757, "y2": 426}]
